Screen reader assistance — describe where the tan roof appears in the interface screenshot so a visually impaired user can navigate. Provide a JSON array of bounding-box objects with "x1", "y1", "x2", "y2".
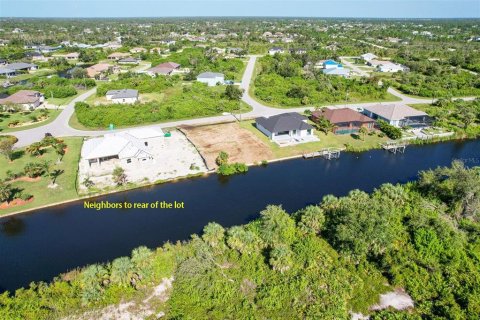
[
  {"x1": 364, "y1": 104, "x2": 427, "y2": 121},
  {"x1": 147, "y1": 62, "x2": 180, "y2": 75},
  {"x1": 65, "y1": 52, "x2": 80, "y2": 58},
  {"x1": 0, "y1": 90, "x2": 42, "y2": 104},
  {"x1": 108, "y1": 52, "x2": 130, "y2": 58},
  {"x1": 312, "y1": 108, "x2": 374, "y2": 124},
  {"x1": 86, "y1": 63, "x2": 111, "y2": 77}
]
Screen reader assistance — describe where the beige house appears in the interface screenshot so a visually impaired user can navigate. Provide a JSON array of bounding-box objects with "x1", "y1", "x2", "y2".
[{"x1": 0, "y1": 90, "x2": 44, "y2": 111}]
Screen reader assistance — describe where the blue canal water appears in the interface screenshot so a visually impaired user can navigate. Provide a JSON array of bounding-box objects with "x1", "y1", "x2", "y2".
[{"x1": 0, "y1": 139, "x2": 479, "y2": 293}]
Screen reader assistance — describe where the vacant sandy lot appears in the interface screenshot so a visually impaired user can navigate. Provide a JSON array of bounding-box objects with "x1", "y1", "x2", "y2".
[{"x1": 180, "y1": 122, "x2": 273, "y2": 169}]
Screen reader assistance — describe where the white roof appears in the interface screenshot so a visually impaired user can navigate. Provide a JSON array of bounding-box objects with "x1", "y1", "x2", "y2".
[
  {"x1": 81, "y1": 130, "x2": 160, "y2": 160},
  {"x1": 197, "y1": 72, "x2": 224, "y2": 79}
]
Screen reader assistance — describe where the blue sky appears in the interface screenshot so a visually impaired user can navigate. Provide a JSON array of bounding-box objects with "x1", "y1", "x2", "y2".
[{"x1": 0, "y1": 0, "x2": 479, "y2": 18}]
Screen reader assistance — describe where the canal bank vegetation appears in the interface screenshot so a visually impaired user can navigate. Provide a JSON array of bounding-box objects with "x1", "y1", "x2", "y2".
[{"x1": 1, "y1": 162, "x2": 479, "y2": 319}]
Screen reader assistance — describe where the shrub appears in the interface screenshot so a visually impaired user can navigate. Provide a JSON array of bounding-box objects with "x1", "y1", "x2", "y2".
[
  {"x1": 377, "y1": 120, "x2": 402, "y2": 140},
  {"x1": 23, "y1": 162, "x2": 46, "y2": 178}
]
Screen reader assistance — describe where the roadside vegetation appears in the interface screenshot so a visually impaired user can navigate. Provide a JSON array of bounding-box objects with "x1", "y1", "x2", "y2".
[
  {"x1": 75, "y1": 82, "x2": 250, "y2": 129},
  {"x1": 1, "y1": 162, "x2": 479, "y2": 319},
  {"x1": 0, "y1": 108, "x2": 62, "y2": 133}
]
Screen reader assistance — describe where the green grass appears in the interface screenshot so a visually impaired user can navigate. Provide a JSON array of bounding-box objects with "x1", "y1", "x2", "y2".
[
  {"x1": 239, "y1": 120, "x2": 389, "y2": 158},
  {"x1": 0, "y1": 109, "x2": 62, "y2": 133},
  {"x1": 0, "y1": 137, "x2": 83, "y2": 215},
  {"x1": 72, "y1": 83, "x2": 252, "y2": 130},
  {"x1": 9, "y1": 69, "x2": 56, "y2": 82}
]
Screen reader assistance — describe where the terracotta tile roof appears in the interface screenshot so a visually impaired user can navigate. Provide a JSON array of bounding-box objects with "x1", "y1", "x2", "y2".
[{"x1": 312, "y1": 108, "x2": 375, "y2": 124}]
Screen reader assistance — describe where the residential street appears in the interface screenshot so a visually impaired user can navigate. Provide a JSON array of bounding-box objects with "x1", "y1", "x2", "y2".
[
  {"x1": 339, "y1": 56, "x2": 370, "y2": 77},
  {"x1": 3, "y1": 55, "x2": 477, "y2": 148}
]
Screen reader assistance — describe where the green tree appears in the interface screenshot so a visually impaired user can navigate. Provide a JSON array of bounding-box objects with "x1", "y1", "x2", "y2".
[
  {"x1": 0, "y1": 138, "x2": 15, "y2": 162},
  {"x1": 259, "y1": 205, "x2": 296, "y2": 246},
  {"x1": 110, "y1": 257, "x2": 133, "y2": 287},
  {"x1": 215, "y1": 151, "x2": 229, "y2": 166},
  {"x1": 224, "y1": 85, "x2": 244, "y2": 100},
  {"x1": 112, "y1": 167, "x2": 127, "y2": 186},
  {"x1": 0, "y1": 180, "x2": 13, "y2": 203},
  {"x1": 269, "y1": 244, "x2": 293, "y2": 273},
  {"x1": 202, "y1": 222, "x2": 225, "y2": 248}
]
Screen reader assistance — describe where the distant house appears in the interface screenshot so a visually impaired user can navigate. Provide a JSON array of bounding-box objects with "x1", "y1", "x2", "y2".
[
  {"x1": 146, "y1": 62, "x2": 181, "y2": 76},
  {"x1": 322, "y1": 68, "x2": 350, "y2": 78},
  {"x1": 255, "y1": 112, "x2": 314, "y2": 143},
  {"x1": 160, "y1": 39, "x2": 176, "y2": 46},
  {"x1": 367, "y1": 60, "x2": 407, "y2": 73},
  {"x1": 37, "y1": 45, "x2": 60, "y2": 53},
  {"x1": 0, "y1": 59, "x2": 7, "y2": 66},
  {"x1": 65, "y1": 52, "x2": 80, "y2": 60},
  {"x1": 290, "y1": 48, "x2": 307, "y2": 55},
  {"x1": 81, "y1": 128, "x2": 164, "y2": 167},
  {"x1": 106, "y1": 89, "x2": 139, "y2": 104},
  {"x1": 363, "y1": 104, "x2": 429, "y2": 127},
  {"x1": 0, "y1": 62, "x2": 38, "y2": 77},
  {"x1": 86, "y1": 63, "x2": 111, "y2": 78},
  {"x1": 360, "y1": 53, "x2": 378, "y2": 62},
  {"x1": 108, "y1": 52, "x2": 130, "y2": 61},
  {"x1": 322, "y1": 60, "x2": 342, "y2": 69},
  {"x1": 118, "y1": 57, "x2": 139, "y2": 65},
  {"x1": 312, "y1": 108, "x2": 375, "y2": 134},
  {"x1": 129, "y1": 47, "x2": 147, "y2": 54},
  {"x1": 196, "y1": 72, "x2": 225, "y2": 86},
  {"x1": 268, "y1": 47, "x2": 285, "y2": 55},
  {"x1": 0, "y1": 90, "x2": 44, "y2": 111}
]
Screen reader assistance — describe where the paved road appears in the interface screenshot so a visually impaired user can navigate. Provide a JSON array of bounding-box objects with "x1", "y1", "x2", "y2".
[
  {"x1": 339, "y1": 56, "x2": 370, "y2": 77},
  {"x1": 4, "y1": 56, "x2": 478, "y2": 148}
]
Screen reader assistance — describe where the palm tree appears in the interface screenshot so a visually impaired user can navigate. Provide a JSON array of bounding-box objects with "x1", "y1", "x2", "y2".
[
  {"x1": 110, "y1": 257, "x2": 133, "y2": 287},
  {"x1": 25, "y1": 142, "x2": 43, "y2": 157},
  {"x1": 359, "y1": 126, "x2": 369, "y2": 141},
  {"x1": 49, "y1": 169, "x2": 64, "y2": 185},
  {"x1": 202, "y1": 222, "x2": 225, "y2": 248},
  {"x1": 269, "y1": 245, "x2": 293, "y2": 273}
]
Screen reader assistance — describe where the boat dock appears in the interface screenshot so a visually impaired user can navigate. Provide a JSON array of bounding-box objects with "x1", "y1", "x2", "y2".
[
  {"x1": 303, "y1": 148, "x2": 342, "y2": 160},
  {"x1": 382, "y1": 141, "x2": 407, "y2": 154}
]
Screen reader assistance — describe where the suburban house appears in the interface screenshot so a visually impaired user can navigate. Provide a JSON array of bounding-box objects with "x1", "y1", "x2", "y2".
[
  {"x1": 0, "y1": 67, "x2": 16, "y2": 78},
  {"x1": 290, "y1": 48, "x2": 307, "y2": 55},
  {"x1": 37, "y1": 45, "x2": 60, "y2": 53},
  {"x1": 81, "y1": 128, "x2": 164, "y2": 167},
  {"x1": 312, "y1": 108, "x2": 375, "y2": 134},
  {"x1": 323, "y1": 67, "x2": 350, "y2": 77},
  {"x1": 255, "y1": 112, "x2": 315, "y2": 143},
  {"x1": 268, "y1": 47, "x2": 285, "y2": 55},
  {"x1": 196, "y1": 72, "x2": 225, "y2": 86},
  {"x1": 118, "y1": 57, "x2": 139, "y2": 65},
  {"x1": 130, "y1": 47, "x2": 147, "y2": 54},
  {"x1": 106, "y1": 89, "x2": 139, "y2": 104},
  {"x1": 5, "y1": 62, "x2": 38, "y2": 72},
  {"x1": 360, "y1": 53, "x2": 378, "y2": 62},
  {"x1": 86, "y1": 63, "x2": 111, "y2": 78},
  {"x1": 65, "y1": 52, "x2": 80, "y2": 60},
  {"x1": 108, "y1": 52, "x2": 130, "y2": 61},
  {"x1": 367, "y1": 60, "x2": 407, "y2": 73},
  {"x1": 146, "y1": 62, "x2": 181, "y2": 76},
  {"x1": 0, "y1": 90, "x2": 44, "y2": 111},
  {"x1": 322, "y1": 60, "x2": 342, "y2": 69},
  {"x1": 363, "y1": 104, "x2": 430, "y2": 127}
]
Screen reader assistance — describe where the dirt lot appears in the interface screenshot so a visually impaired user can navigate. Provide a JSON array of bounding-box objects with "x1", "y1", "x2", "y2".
[{"x1": 180, "y1": 122, "x2": 274, "y2": 169}]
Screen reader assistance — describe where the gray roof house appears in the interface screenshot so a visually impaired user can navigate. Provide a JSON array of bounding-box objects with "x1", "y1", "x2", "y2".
[
  {"x1": 363, "y1": 104, "x2": 430, "y2": 127},
  {"x1": 106, "y1": 89, "x2": 139, "y2": 104},
  {"x1": 255, "y1": 112, "x2": 317, "y2": 145},
  {"x1": 196, "y1": 72, "x2": 225, "y2": 86},
  {"x1": 4, "y1": 62, "x2": 38, "y2": 71}
]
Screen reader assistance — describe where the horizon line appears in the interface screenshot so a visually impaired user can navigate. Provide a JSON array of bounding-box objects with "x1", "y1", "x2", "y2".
[{"x1": 1, "y1": 16, "x2": 480, "y2": 19}]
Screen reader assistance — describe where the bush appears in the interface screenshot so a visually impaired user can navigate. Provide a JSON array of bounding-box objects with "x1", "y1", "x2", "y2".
[
  {"x1": 23, "y1": 162, "x2": 46, "y2": 178},
  {"x1": 377, "y1": 120, "x2": 402, "y2": 140},
  {"x1": 217, "y1": 162, "x2": 248, "y2": 176}
]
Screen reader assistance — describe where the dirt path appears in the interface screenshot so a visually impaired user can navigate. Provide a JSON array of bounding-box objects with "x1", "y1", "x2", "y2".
[{"x1": 180, "y1": 122, "x2": 273, "y2": 169}]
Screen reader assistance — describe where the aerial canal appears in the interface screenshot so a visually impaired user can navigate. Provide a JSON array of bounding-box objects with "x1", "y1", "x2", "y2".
[{"x1": 1, "y1": 139, "x2": 479, "y2": 292}]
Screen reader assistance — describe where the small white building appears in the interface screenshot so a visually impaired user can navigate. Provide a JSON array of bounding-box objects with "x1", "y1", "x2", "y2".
[
  {"x1": 360, "y1": 53, "x2": 378, "y2": 62},
  {"x1": 196, "y1": 72, "x2": 225, "y2": 86},
  {"x1": 268, "y1": 47, "x2": 285, "y2": 55},
  {"x1": 106, "y1": 89, "x2": 139, "y2": 104},
  {"x1": 81, "y1": 128, "x2": 164, "y2": 167}
]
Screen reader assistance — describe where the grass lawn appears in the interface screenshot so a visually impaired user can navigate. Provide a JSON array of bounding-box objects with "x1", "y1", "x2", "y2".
[
  {"x1": 9, "y1": 68, "x2": 56, "y2": 82},
  {"x1": 0, "y1": 109, "x2": 62, "y2": 133},
  {"x1": 239, "y1": 120, "x2": 389, "y2": 158},
  {"x1": 46, "y1": 89, "x2": 88, "y2": 106},
  {"x1": 0, "y1": 137, "x2": 83, "y2": 215}
]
